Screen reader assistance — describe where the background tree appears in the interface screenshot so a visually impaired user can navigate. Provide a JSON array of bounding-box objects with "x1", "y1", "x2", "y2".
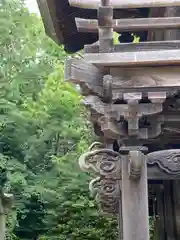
[{"x1": 0, "y1": 0, "x2": 118, "y2": 239}]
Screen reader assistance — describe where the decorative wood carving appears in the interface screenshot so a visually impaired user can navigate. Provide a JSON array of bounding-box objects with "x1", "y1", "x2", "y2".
[
  {"x1": 84, "y1": 95, "x2": 164, "y2": 138},
  {"x1": 89, "y1": 177, "x2": 120, "y2": 214},
  {"x1": 128, "y1": 150, "x2": 144, "y2": 180},
  {"x1": 79, "y1": 146, "x2": 121, "y2": 179},
  {"x1": 79, "y1": 144, "x2": 180, "y2": 180},
  {"x1": 84, "y1": 95, "x2": 163, "y2": 119},
  {"x1": 102, "y1": 75, "x2": 112, "y2": 102},
  {"x1": 79, "y1": 142, "x2": 121, "y2": 214},
  {"x1": 148, "y1": 150, "x2": 180, "y2": 175}
]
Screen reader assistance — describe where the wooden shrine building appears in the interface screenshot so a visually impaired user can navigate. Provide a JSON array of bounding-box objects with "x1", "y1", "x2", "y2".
[{"x1": 38, "y1": 0, "x2": 180, "y2": 239}]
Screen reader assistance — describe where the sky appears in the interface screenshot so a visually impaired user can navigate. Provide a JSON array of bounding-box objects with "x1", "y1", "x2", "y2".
[{"x1": 26, "y1": 0, "x2": 39, "y2": 14}]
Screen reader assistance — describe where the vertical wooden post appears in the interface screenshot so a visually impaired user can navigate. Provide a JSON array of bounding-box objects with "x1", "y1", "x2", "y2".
[
  {"x1": 0, "y1": 196, "x2": 6, "y2": 240},
  {"x1": 98, "y1": 0, "x2": 113, "y2": 52},
  {"x1": 121, "y1": 152, "x2": 149, "y2": 240},
  {"x1": 0, "y1": 193, "x2": 13, "y2": 240}
]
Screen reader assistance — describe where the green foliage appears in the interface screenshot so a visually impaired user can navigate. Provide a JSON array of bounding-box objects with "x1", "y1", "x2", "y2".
[{"x1": 0, "y1": 1, "x2": 118, "y2": 239}]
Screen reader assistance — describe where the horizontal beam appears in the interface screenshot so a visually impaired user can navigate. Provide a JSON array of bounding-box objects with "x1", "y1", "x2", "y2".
[
  {"x1": 64, "y1": 58, "x2": 103, "y2": 96},
  {"x1": 64, "y1": 58, "x2": 103, "y2": 84},
  {"x1": 84, "y1": 49, "x2": 180, "y2": 67},
  {"x1": 84, "y1": 41, "x2": 180, "y2": 53},
  {"x1": 76, "y1": 17, "x2": 180, "y2": 32},
  {"x1": 69, "y1": 0, "x2": 180, "y2": 9}
]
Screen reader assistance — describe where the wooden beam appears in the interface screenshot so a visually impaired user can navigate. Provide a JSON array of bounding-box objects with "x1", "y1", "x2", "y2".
[
  {"x1": 65, "y1": 58, "x2": 103, "y2": 84},
  {"x1": 84, "y1": 41, "x2": 180, "y2": 53},
  {"x1": 69, "y1": 0, "x2": 180, "y2": 9},
  {"x1": 84, "y1": 49, "x2": 180, "y2": 67},
  {"x1": 76, "y1": 17, "x2": 180, "y2": 32},
  {"x1": 64, "y1": 58, "x2": 103, "y2": 95},
  {"x1": 110, "y1": 66, "x2": 180, "y2": 89},
  {"x1": 121, "y1": 153, "x2": 149, "y2": 240}
]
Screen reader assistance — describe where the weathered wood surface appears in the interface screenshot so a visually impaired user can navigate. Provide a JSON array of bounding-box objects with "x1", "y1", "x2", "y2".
[
  {"x1": 84, "y1": 41, "x2": 180, "y2": 53},
  {"x1": 69, "y1": 0, "x2": 180, "y2": 9},
  {"x1": 79, "y1": 145, "x2": 180, "y2": 180},
  {"x1": 76, "y1": 17, "x2": 180, "y2": 32},
  {"x1": 153, "y1": 185, "x2": 165, "y2": 240},
  {"x1": 121, "y1": 153, "x2": 149, "y2": 240},
  {"x1": 65, "y1": 58, "x2": 180, "y2": 96},
  {"x1": 64, "y1": 58, "x2": 103, "y2": 96},
  {"x1": 84, "y1": 95, "x2": 163, "y2": 119},
  {"x1": 163, "y1": 181, "x2": 176, "y2": 240},
  {"x1": 98, "y1": 3, "x2": 114, "y2": 52},
  {"x1": 110, "y1": 66, "x2": 180, "y2": 88},
  {"x1": 0, "y1": 193, "x2": 13, "y2": 240},
  {"x1": 173, "y1": 180, "x2": 180, "y2": 239},
  {"x1": 84, "y1": 49, "x2": 180, "y2": 67}
]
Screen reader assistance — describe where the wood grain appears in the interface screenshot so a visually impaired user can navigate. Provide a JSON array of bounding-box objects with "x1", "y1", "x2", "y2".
[
  {"x1": 110, "y1": 66, "x2": 180, "y2": 88},
  {"x1": 69, "y1": 0, "x2": 180, "y2": 9},
  {"x1": 121, "y1": 154, "x2": 149, "y2": 240},
  {"x1": 84, "y1": 41, "x2": 180, "y2": 54},
  {"x1": 84, "y1": 49, "x2": 180, "y2": 67},
  {"x1": 76, "y1": 17, "x2": 180, "y2": 32}
]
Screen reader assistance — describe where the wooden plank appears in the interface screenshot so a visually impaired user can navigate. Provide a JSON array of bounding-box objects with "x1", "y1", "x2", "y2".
[
  {"x1": 84, "y1": 49, "x2": 180, "y2": 67},
  {"x1": 76, "y1": 17, "x2": 180, "y2": 33},
  {"x1": 69, "y1": 0, "x2": 180, "y2": 9},
  {"x1": 98, "y1": 6, "x2": 113, "y2": 52},
  {"x1": 64, "y1": 58, "x2": 103, "y2": 95},
  {"x1": 147, "y1": 166, "x2": 180, "y2": 180},
  {"x1": 65, "y1": 59, "x2": 180, "y2": 98},
  {"x1": 84, "y1": 41, "x2": 180, "y2": 53},
  {"x1": 121, "y1": 153, "x2": 149, "y2": 240},
  {"x1": 110, "y1": 66, "x2": 180, "y2": 89},
  {"x1": 65, "y1": 58, "x2": 103, "y2": 84}
]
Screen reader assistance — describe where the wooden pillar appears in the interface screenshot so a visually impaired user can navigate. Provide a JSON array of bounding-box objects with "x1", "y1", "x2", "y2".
[
  {"x1": 0, "y1": 197, "x2": 5, "y2": 240},
  {"x1": 98, "y1": 0, "x2": 113, "y2": 53},
  {"x1": 0, "y1": 193, "x2": 13, "y2": 240},
  {"x1": 121, "y1": 151, "x2": 149, "y2": 240}
]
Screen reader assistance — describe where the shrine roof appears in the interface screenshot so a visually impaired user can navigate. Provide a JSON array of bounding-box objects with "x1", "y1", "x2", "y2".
[{"x1": 37, "y1": 0, "x2": 148, "y2": 53}]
